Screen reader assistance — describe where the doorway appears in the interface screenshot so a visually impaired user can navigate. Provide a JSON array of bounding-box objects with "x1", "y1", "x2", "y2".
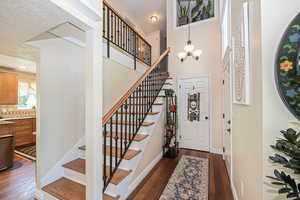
[
  {"x1": 178, "y1": 76, "x2": 211, "y2": 152},
  {"x1": 222, "y1": 53, "x2": 233, "y2": 179}
]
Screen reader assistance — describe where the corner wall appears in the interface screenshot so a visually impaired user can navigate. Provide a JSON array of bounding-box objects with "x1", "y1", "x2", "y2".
[
  {"x1": 261, "y1": 1, "x2": 300, "y2": 199},
  {"x1": 34, "y1": 38, "x2": 85, "y2": 188},
  {"x1": 230, "y1": 0, "x2": 263, "y2": 199},
  {"x1": 167, "y1": 0, "x2": 223, "y2": 151}
]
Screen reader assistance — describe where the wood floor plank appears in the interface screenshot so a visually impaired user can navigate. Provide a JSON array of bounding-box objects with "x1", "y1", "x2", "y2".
[
  {"x1": 128, "y1": 149, "x2": 234, "y2": 200},
  {"x1": 0, "y1": 155, "x2": 35, "y2": 200}
]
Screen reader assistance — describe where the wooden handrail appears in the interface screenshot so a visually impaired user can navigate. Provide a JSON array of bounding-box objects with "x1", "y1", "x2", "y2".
[
  {"x1": 103, "y1": 0, "x2": 151, "y2": 47},
  {"x1": 102, "y1": 48, "x2": 171, "y2": 125}
]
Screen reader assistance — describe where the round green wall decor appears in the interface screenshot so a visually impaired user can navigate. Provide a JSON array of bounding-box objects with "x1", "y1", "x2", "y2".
[{"x1": 276, "y1": 13, "x2": 300, "y2": 120}]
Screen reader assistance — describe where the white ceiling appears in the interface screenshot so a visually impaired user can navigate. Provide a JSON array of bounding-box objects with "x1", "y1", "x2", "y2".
[
  {"x1": 107, "y1": 0, "x2": 166, "y2": 36},
  {"x1": 0, "y1": 0, "x2": 90, "y2": 62}
]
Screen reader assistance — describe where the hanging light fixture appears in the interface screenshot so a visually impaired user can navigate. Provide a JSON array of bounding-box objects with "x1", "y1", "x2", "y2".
[{"x1": 177, "y1": 0, "x2": 202, "y2": 62}]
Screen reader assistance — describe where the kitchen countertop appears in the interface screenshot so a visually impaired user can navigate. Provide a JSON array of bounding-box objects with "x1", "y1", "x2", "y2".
[
  {"x1": 0, "y1": 120, "x2": 16, "y2": 125},
  {"x1": 0, "y1": 116, "x2": 36, "y2": 121}
]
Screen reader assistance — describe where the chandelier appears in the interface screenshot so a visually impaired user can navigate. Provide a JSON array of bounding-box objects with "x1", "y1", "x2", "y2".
[{"x1": 177, "y1": 1, "x2": 202, "y2": 62}]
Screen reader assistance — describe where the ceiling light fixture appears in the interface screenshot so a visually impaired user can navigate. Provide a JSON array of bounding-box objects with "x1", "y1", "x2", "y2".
[
  {"x1": 177, "y1": 0, "x2": 202, "y2": 62},
  {"x1": 150, "y1": 15, "x2": 158, "y2": 23}
]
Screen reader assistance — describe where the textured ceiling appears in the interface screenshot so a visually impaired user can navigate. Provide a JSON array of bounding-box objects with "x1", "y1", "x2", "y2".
[
  {"x1": 0, "y1": 0, "x2": 90, "y2": 62},
  {"x1": 107, "y1": 0, "x2": 166, "y2": 35}
]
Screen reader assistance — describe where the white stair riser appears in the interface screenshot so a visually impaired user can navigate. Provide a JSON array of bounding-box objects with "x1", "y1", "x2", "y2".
[
  {"x1": 64, "y1": 168, "x2": 86, "y2": 185},
  {"x1": 104, "y1": 137, "x2": 147, "y2": 150}
]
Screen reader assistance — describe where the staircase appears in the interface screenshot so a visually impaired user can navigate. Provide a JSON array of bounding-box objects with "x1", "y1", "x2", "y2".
[{"x1": 41, "y1": 48, "x2": 171, "y2": 200}]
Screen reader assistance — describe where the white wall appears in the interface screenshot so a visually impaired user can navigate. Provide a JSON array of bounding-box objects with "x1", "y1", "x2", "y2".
[
  {"x1": 103, "y1": 57, "x2": 143, "y2": 113},
  {"x1": 167, "y1": 0, "x2": 223, "y2": 151},
  {"x1": 145, "y1": 30, "x2": 161, "y2": 64},
  {"x1": 33, "y1": 38, "x2": 85, "y2": 188},
  {"x1": 262, "y1": 1, "x2": 300, "y2": 200},
  {"x1": 230, "y1": 0, "x2": 263, "y2": 199}
]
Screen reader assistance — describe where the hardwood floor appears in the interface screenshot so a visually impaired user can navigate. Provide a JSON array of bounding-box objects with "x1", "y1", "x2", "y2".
[
  {"x1": 0, "y1": 150, "x2": 233, "y2": 200},
  {"x1": 0, "y1": 155, "x2": 35, "y2": 200},
  {"x1": 128, "y1": 149, "x2": 234, "y2": 200}
]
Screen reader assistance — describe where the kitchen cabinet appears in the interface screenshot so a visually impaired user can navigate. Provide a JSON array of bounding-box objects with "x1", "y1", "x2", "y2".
[
  {"x1": 9, "y1": 118, "x2": 35, "y2": 147},
  {"x1": 0, "y1": 122, "x2": 15, "y2": 137},
  {"x1": 0, "y1": 72, "x2": 18, "y2": 105}
]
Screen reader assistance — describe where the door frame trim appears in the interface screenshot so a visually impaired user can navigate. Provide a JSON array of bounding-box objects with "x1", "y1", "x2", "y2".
[{"x1": 177, "y1": 74, "x2": 212, "y2": 153}]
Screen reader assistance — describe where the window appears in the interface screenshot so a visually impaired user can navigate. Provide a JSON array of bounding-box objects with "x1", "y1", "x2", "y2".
[{"x1": 18, "y1": 80, "x2": 36, "y2": 109}]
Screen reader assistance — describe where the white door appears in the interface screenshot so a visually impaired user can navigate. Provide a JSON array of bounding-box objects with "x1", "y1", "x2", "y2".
[
  {"x1": 222, "y1": 53, "x2": 233, "y2": 179},
  {"x1": 179, "y1": 76, "x2": 210, "y2": 152}
]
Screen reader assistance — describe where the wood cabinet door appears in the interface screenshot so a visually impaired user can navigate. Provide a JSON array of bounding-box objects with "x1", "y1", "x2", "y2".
[
  {"x1": 0, "y1": 72, "x2": 18, "y2": 105},
  {"x1": 11, "y1": 119, "x2": 34, "y2": 147}
]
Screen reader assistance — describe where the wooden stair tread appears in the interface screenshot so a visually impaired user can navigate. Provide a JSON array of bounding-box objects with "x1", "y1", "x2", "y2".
[
  {"x1": 144, "y1": 82, "x2": 172, "y2": 86},
  {"x1": 144, "y1": 77, "x2": 172, "y2": 82},
  {"x1": 105, "y1": 146, "x2": 141, "y2": 160},
  {"x1": 111, "y1": 121, "x2": 154, "y2": 127},
  {"x1": 131, "y1": 95, "x2": 166, "y2": 98},
  {"x1": 107, "y1": 132, "x2": 149, "y2": 142},
  {"x1": 105, "y1": 166, "x2": 132, "y2": 185},
  {"x1": 125, "y1": 103, "x2": 163, "y2": 106},
  {"x1": 63, "y1": 158, "x2": 85, "y2": 174},
  {"x1": 62, "y1": 158, "x2": 132, "y2": 185},
  {"x1": 42, "y1": 178, "x2": 119, "y2": 200},
  {"x1": 79, "y1": 146, "x2": 141, "y2": 160},
  {"x1": 118, "y1": 111, "x2": 159, "y2": 115}
]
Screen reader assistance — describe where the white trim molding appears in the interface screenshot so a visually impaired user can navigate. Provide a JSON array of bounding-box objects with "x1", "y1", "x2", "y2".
[
  {"x1": 128, "y1": 152, "x2": 163, "y2": 196},
  {"x1": 231, "y1": 181, "x2": 239, "y2": 200}
]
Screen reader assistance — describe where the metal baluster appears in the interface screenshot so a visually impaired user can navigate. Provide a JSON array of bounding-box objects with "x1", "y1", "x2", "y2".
[
  {"x1": 124, "y1": 102, "x2": 128, "y2": 149},
  {"x1": 107, "y1": 8, "x2": 110, "y2": 58},
  {"x1": 120, "y1": 105, "x2": 123, "y2": 156},
  {"x1": 109, "y1": 118, "x2": 113, "y2": 178},
  {"x1": 103, "y1": 124, "x2": 107, "y2": 190},
  {"x1": 115, "y1": 111, "x2": 118, "y2": 168}
]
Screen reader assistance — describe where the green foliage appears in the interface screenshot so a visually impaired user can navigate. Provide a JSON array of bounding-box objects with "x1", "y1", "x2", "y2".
[{"x1": 268, "y1": 127, "x2": 300, "y2": 199}]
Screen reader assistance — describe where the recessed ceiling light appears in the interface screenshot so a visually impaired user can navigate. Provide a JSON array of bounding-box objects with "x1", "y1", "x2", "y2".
[{"x1": 150, "y1": 15, "x2": 158, "y2": 23}]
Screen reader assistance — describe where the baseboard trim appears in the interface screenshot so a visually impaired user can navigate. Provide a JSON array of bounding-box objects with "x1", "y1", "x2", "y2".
[
  {"x1": 128, "y1": 152, "x2": 163, "y2": 196},
  {"x1": 231, "y1": 181, "x2": 239, "y2": 200}
]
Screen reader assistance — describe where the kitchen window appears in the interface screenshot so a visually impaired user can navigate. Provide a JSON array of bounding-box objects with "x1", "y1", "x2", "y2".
[{"x1": 18, "y1": 80, "x2": 37, "y2": 109}]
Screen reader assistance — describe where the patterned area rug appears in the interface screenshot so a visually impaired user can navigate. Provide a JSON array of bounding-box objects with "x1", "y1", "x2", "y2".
[
  {"x1": 15, "y1": 144, "x2": 36, "y2": 161},
  {"x1": 159, "y1": 156, "x2": 209, "y2": 200}
]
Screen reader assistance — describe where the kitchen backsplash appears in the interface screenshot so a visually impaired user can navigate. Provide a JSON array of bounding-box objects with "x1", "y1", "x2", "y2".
[{"x1": 0, "y1": 105, "x2": 36, "y2": 119}]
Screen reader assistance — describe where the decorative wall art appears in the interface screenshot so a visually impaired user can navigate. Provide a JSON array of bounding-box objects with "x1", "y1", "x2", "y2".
[
  {"x1": 233, "y1": 2, "x2": 250, "y2": 105},
  {"x1": 275, "y1": 13, "x2": 300, "y2": 120},
  {"x1": 187, "y1": 92, "x2": 200, "y2": 122},
  {"x1": 176, "y1": 0, "x2": 215, "y2": 27}
]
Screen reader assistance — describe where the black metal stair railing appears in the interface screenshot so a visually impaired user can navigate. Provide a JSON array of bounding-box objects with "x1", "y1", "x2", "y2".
[
  {"x1": 103, "y1": 1, "x2": 152, "y2": 68},
  {"x1": 102, "y1": 48, "x2": 170, "y2": 191}
]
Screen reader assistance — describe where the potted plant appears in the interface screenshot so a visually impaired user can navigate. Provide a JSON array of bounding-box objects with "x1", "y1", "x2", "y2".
[
  {"x1": 177, "y1": 0, "x2": 190, "y2": 26},
  {"x1": 267, "y1": 122, "x2": 300, "y2": 199}
]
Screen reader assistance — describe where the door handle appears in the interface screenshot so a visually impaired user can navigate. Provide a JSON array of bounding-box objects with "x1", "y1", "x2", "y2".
[{"x1": 205, "y1": 116, "x2": 209, "y2": 120}]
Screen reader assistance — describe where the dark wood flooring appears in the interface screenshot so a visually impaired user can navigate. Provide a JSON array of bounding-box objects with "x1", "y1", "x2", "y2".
[
  {"x1": 0, "y1": 155, "x2": 35, "y2": 200},
  {"x1": 128, "y1": 149, "x2": 234, "y2": 200},
  {"x1": 0, "y1": 150, "x2": 233, "y2": 200}
]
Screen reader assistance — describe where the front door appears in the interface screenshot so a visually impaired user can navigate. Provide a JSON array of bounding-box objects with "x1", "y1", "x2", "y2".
[{"x1": 179, "y1": 76, "x2": 210, "y2": 152}]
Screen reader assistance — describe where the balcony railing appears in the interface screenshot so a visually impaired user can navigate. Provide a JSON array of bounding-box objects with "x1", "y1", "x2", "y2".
[{"x1": 103, "y1": 1, "x2": 152, "y2": 68}]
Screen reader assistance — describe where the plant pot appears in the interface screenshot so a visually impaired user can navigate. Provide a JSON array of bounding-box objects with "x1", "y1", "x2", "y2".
[
  {"x1": 178, "y1": 16, "x2": 189, "y2": 26},
  {"x1": 165, "y1": 146, "x2": 178, "y2": 158}
]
